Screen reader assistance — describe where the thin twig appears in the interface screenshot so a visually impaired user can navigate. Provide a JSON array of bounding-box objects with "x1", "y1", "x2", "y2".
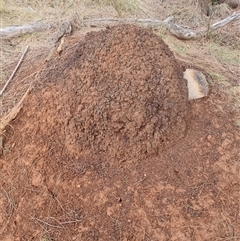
[
  {"x1": 0, "y1": 136, "x2": 3, "y2": 155},
  {"x1": 132, "y1": 174, "x2": 147, "y2": 186},
  {"x1": 61, "y1": 0, "x2": 76, "y2": 16},
  {"x1": 60, "y1": 219, "x2": 83, "y2": 225},
  {"x1": 1, "y1": 187, "x2": 15, "y2": 215},
  {"x1": 31, "y1": 215, "x2": 83, "y2": 229},
  {"x1": 31, "y1": 216, "x2": 62, "y2": 229},
  {"x1": 218, "y1": 236, "x2": 240, "y2": 241},
  {"x1": 0, "y1": 45, "x2": 29, "y2": 96}
]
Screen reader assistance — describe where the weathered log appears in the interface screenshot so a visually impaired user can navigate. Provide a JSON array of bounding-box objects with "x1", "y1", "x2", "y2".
[
  {"x1": 82, "y1": 16, "x2": 173, "y2": 27},
  {"x1": 0, "y1": 13, "x2": 239, "y2": 40},
  {"x1": 82, "y1": 13, "x2": 240, "y2": 40},
  {"x1": 0, "y1": 22, "x2": 48, "y2": 37},
  {"x1": 167, "y1": 12, "x2": 240, "y2": 39}
]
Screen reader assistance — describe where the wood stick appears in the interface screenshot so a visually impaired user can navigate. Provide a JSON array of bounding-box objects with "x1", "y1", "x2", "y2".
[
  {"x1": 210, "y1": 12, "x2": 240, "y2": 31},
  {"x1": 61, "y1": 0, "x2": 76, "y2": 16},
  {"x1": 0, "y1": 45, "x2": 29, "y2": 96},
  {"x1": 60, "y1": 219, "x2": 83, "y2": 225},
  {"x1": 31, "y1": 216, "x2": 62, "y2": 229}
]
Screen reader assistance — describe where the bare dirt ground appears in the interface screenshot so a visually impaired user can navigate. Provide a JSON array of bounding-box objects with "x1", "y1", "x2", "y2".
[{"x1": 0, "y1": 1, "x2": 240, "y2": 241}]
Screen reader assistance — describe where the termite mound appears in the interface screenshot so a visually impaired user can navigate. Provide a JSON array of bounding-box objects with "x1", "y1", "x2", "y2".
[{"x1": 16, "y1": 25, "x2": 189, "y2": 161}]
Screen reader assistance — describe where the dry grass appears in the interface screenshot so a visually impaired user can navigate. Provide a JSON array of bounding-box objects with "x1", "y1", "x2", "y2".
[
  {"x1": 1, "y1": 0, "x2": 140, "y2": 27},
  {"x1": 92, "y1": 0, "x2": 138, "y2": 16},
  {"x1": 235, "y1": 120, "x2": 240, "y2": 128}
]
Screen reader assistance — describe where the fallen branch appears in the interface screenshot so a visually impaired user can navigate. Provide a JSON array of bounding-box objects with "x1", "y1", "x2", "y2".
[
  {"x1": 0, "y1": 45, "x2": 29, "y2": 96},
  {"x1": 0, "y1": 22, "x2": 48, "y2": 37},
  {"x1": 82, "y1": 16, "x2": 173, "y2": 27},
  {"x1": 1, "y1": 13, "x2": 239, "y2": 40},
  {"x1": 167, "y1": 12, "x2": 240, "y2": 40},
  {"x1": 82, "y1": 13, "x2": 240, "y2": 39},
  {"x1": 211, "y1": 12, "x2": 240, "y2": 30}
]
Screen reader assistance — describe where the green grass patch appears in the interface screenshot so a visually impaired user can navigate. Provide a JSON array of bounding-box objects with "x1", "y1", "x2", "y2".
[
  {"x1": 209, "y1": 71, "x2": 232, "y2": 87},
  {"x1": 209, "y1": 71, "x2": 226, "y2": 81},
  {"x1": 208, "y1": 42, "x2": 240, "y2": 66},
  {"x1": 166, "y1": 40, "x2": 189, "y2": 56},
  {"x1": 155, "y1": 27, "x2": 168, "y2": 40},
  {"x1": 0, "y1": 7, "x2": 12, "y2": 16}
]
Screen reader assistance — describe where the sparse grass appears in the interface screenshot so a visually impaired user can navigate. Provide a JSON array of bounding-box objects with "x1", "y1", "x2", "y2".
[
  {"x1": 210, "y1": 72, "x2": 240, "y2": 113},
  {"x1": 0, "y1": 7, "x2": 11, "y2": 16},
  {"x1": 209, "y1": 71, "x2": 231, "y2": 87},
  {"x1": 235, "y1": 120, "x2": 240, "y2": 128},
  {"x1": 207, "y1": 42, "x2": 240, "y2": 66},
  {"x1": 209, "y1": 72, "x2": 225, "y2": 81},
  {"x1": 92, "y1": 0, "x2": 138, "y2": 17},
  {"x1": 228, "y1": 86, "x2": 240, "y2": 96},
  {"x1": 166, "y1": 37, "x2": 190, "y2": 56},
  {"x1": 155, "y1": 27, "x2": 168, "y2": 40},
  {"x1": 0, "y1": 6, "x2": 42, "y2": 26},
  {"x1": 227, "y1": 86, "x2": 240, "y2": 112},
  {"x1": 1, "y1": 0, "x2": 139, "y2": 26},
  {"x1": 1, "y1": 186, "x2": 16, "y2": 216},
  {"x1": 0, "y1": 71, "x2": 7, "y2": 82},
  {"x1": 40, "y1": 235, "x2": 53, "y2": 241}
]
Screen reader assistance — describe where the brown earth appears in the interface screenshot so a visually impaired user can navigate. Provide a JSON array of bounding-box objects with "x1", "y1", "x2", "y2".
[{"x1": 0, "y1": 8, "x2": 240, "y2": 241}]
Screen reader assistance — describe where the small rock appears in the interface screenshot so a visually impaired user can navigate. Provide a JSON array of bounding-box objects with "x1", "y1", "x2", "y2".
[
  {"x1": 228, "y1": 0, "x2": 239, "y2": 9},
  {"x1": 207, "y1": 134, "x2": 216, "y2": 145},
  {"x1": 183, "y1": 69, "x2": 209, "y2": 100},
  {"x1": 207, "y1": 135, "x2": 212, "y2": 141}
]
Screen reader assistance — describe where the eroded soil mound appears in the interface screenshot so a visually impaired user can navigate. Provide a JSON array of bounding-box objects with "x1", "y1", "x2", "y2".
[{"x1": 37, "y1": 25, "x2": 188, "y2": 160}]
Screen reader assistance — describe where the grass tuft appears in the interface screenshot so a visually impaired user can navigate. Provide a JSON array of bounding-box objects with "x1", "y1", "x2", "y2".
[
  {"x1": 40, "y1": 236, "x2": 53, "y2": 241},
  {"x1": 235, "y1": 120, "x2": 240, "y2": 128},
  {"x1": 208, "y1": 42, "x2": 240, "y2": 66}
]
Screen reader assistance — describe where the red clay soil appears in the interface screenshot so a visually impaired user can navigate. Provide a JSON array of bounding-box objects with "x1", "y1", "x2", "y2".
[{"x1": 0, "y1": 25, "x2": 240, "y2": 241}]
